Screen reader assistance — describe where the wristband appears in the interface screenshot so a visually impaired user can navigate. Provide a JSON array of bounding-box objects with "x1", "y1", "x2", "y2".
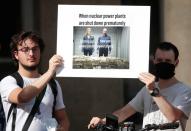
[{"x1": 150, "y1": 88, "x2": 160, "y2": 97}]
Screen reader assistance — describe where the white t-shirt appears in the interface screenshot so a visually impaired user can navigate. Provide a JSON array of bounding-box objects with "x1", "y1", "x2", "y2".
[
  {"x1": 129, "y1": 82, "x2": 191, "y2": 131},
  {"x1": 0, "y1": 75, "x2": 65, "y2": 131}
]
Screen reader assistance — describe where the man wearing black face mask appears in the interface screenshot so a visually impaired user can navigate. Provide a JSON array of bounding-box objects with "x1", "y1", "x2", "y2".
[{"x1": 88, "y1": 42, "x2": 191, "y2": 131}]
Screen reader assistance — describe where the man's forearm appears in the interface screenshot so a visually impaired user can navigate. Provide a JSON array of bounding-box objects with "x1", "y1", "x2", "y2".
[
  {"x1": 18, "y1": 70, "x2": 54, "y2": 103},
  {"x1": 112, "y1": 104, "x2": 136, "y2": 123},
  {"x1": 153, "y1": 95, "x2": 185, "y2": 121}
]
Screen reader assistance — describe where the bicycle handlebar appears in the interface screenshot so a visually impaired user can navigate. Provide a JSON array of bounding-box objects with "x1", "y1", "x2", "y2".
[
  {"x1": 91, "y1": 122, "x2": 179, "y2": 131},
  {"x1": 140, "y1": 122, "x2": 179, "y2": 131}
]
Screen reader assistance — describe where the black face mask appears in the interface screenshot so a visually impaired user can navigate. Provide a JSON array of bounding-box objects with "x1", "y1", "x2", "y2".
[{"x1": 154, "y1": 62, "x2": 175, "y2": 80}]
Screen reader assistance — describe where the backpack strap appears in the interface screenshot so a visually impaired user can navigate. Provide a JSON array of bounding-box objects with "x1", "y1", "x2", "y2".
[
  {"x1": 49, "y1": 78, "x2": 58, "y2": 117},
  {"x1": 22, "y1": 87, "x2": 46, "y2": 131},
  {"x1": 8, "y1": 72, "x2": 24, "y2": 131}
]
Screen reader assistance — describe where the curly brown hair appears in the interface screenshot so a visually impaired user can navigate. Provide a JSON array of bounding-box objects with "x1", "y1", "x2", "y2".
[{"x1": 10, "y1": 31, "x2": 45, "y2": 65}]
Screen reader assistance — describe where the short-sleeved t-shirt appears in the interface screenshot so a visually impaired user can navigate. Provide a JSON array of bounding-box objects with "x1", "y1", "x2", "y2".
[
  {"x1": 129, "y1": 82, "x2": 191, "y2": 131},
  {"x1": 0, "y1": 75, "x2": 65, "y2": 131}
]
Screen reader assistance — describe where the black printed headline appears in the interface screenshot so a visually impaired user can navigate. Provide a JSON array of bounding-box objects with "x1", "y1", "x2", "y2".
[{"x1": 79, "y1": 13, "x2": 126, "y2": 26}]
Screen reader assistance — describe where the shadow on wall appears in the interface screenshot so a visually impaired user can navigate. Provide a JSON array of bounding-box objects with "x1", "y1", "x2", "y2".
[{"x1": 123, "y1": 78, "x2": 144, "y2": 129}]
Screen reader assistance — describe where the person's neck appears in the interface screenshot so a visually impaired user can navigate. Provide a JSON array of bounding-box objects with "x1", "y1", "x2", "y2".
[
  {"x1": 158, "y1": 77, "x2": 179, "y2": 89},
  {"x1": 18, "y1": 68, "x2": 40, "y2": 78}
]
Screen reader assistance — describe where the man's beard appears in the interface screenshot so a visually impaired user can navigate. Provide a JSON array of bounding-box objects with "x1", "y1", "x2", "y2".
[{"x1": 21, "y1": 63, "x2": 39, "y2": 71}]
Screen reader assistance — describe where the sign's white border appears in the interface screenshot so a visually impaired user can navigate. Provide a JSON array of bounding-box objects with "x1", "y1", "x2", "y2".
[{"x1": 56, "y1": 5, "x2": 150, "y2": 78}]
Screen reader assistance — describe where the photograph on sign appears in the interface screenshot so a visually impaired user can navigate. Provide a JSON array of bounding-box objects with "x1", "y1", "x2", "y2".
[{"x1": 73, "y1": 26, "x2": 130, "y2": 69}]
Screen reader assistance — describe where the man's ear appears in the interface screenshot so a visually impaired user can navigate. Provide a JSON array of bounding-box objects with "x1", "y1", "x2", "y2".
[
  {"x1": 14, "y1": 51, "x2": 19, "y2": 60},
  {"x1": 175, "y1": 59, "x2": 179, "y2": 67}
]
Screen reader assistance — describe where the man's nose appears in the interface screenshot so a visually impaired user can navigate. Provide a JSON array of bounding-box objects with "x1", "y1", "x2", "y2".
[{"x1": 28, "y1": 49, "x2": 35, "y2": 55}]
